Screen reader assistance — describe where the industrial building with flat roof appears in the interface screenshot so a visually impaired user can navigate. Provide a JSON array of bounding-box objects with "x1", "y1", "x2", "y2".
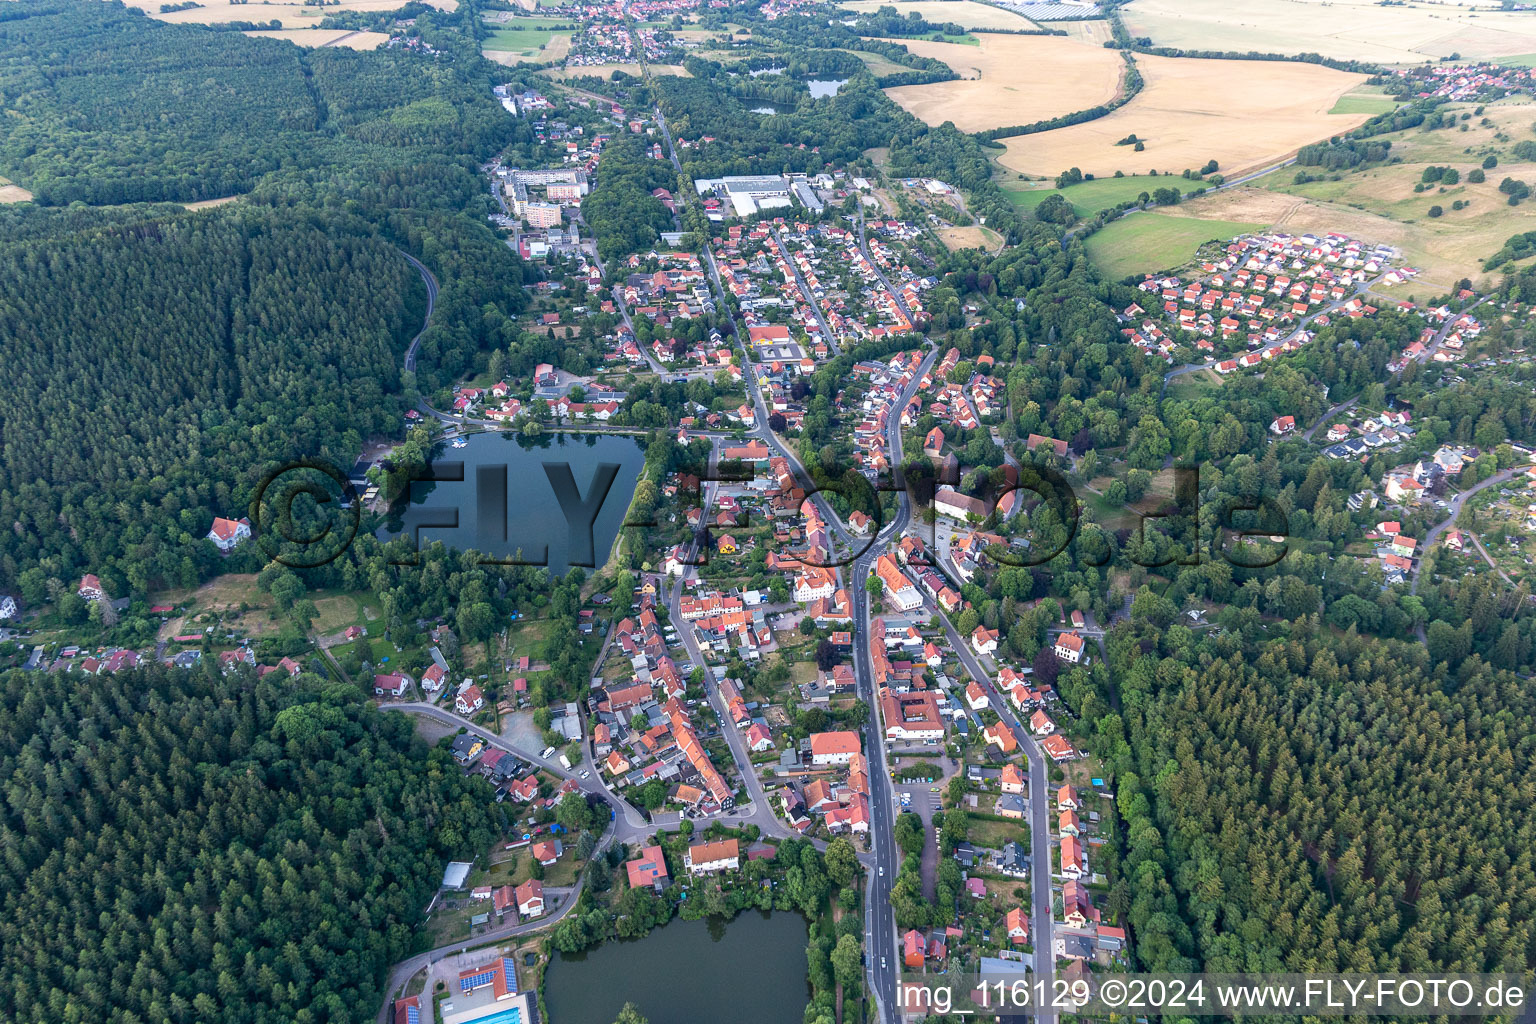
[{"x1": 694, "y1": 175, "x2": 797, "y2": 218}]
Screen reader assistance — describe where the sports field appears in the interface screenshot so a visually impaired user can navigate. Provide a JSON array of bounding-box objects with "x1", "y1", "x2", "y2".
[
  {"x1": 996, "y1": 53, "x2": 1367, "y2": 179},
  {"x1": 243, "y1": 28, "x2": 388, "y2": 48},
  {"x1": 1122, "y1": 0, "x2": 1536, "y2": 64},
  {"x1": 841, "y1": 0, "x2": 1038, "y2": 30},
  {"x1": 132, "y1": 0, "x2": 455, "y2": 28},
  {"x1": 1084, "y1": 212, "x2": 1265, "y2": 280},
  {"x1": 884, "y1": 34, "x2": 1122, "y2": 133},
  {"x1": 937, "y1": 225, "x2": 1007, "y2": 251}
]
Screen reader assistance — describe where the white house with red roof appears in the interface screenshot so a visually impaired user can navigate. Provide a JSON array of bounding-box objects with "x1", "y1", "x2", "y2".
[
  {"x1": 515, "y1": 879, "x2": 545, "y2": 918},
  {"x1": 206, "y1": 516, "x2": 252, "y2": 553},
  {"x1": 1053, "y1": 631, "x2": 1085, "y2": 663}
]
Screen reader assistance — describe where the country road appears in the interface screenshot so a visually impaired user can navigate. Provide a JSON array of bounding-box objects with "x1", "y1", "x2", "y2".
[
  {"x1": 399, "y1": 249, "x2": 438, "y2": 378},
  {"x1": 1411, "y1": 465, "x2": 1530, "y2": 596},
  {"x1": 373, "y1": 818, "x2": 617, "y2": 1024}
]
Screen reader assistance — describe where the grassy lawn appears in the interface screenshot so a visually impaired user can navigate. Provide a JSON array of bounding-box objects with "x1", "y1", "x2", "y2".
[
  {"x1": 1084, "y1": 212, "x2": 1265, "y2": 280},
  {"x1": 482, "y1": 17, "x2": 572, "y2": 55},
  {"x1": 310, "y1": 591, "x2": 378, "y2": 634},
  {"x1": 1003, "y1": 174, "x2": 1169, "y2": 218},
  {"x1": 842, "y1": 48, "x2": 911, "y2": 76},
  {"x1": 1328, "y1": 85, "x2": 1399, "y2": 116},
  {"x1": 1164, "y1": 368, "x2": 1223, "y2": 400},
  {"x1": 1499, "y1": 53, "x2": 1536, "y2": 68},
  {"x1": 966, "y1": 812, "x2": 1028, "y2": 849}
]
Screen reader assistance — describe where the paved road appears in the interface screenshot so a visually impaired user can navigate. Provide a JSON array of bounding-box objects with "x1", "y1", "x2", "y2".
[
  {"x1": 924, "y1": 603, "x2": 1057, "y2": 1023},
  {"x1": 772, "y1": 224, "x2": 842, "y2": 356},
  {"x1": 1301, "y1": 395, "x2": 1360, "y2": 442},
  {"x1": 374, "y1": 820, "x2": 616, "y2": 1024},
  {"x1": 1413, "y1": 294, "x2": 1491, "y2": 368},
  {"x1": 1066, "y1": 157, "x2": 1296, "y2": 242},
  {"x1": 399, "y1": 249, "x2": 438, "y2": 378},
  {"x1": 1162, "y1": 268, "x2": 1391, "y2": 389},
  {"x1": 855, "y1": 206, "x2": 917, "y2": 323},
  {"x1": 1411, "y1": 465, "x2": 1530, "y2": 595},
  {"x1": 381, "y1": 702, "x2": 654, "y2": 836}
]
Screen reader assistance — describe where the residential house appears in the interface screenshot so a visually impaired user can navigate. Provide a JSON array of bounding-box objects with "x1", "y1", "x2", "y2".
[
  {"x1": 207, "y1": 516, "x2": 252, "y2": 552},
  {"x1": 1005, "y1": 908, "x2": 1029, "y2": 945},
  {"x1": 685, "y1": 838, "x2": 740, "y2": 874},
  {"x1": 1052, "y1": 632, "x2": 1085, "y2": 664},
  {"x1": 809, "y1": 730, "x2": 861, "y2": 765},
  {"x1": 373, "y1": 672, "x2": 412, "y2": 697},
  {"x1": 515, "y1": 879, "x2": 545, "y2": 919},
  {"x1": 1060, "y1": 835, "x2": 1087, "y2": 879},
  {"x1": 456, "y1": 682, "x2": 486, "y2": 716},
  {"x1": 1000, "y1": 763, "x2": 1024, "y2": 794},
  {"x1": 903, "y1": 929, "x2": 925, "y2": 968},
  {"x1": 626, "y1": 845, "x2": 670, "y2": 890}
]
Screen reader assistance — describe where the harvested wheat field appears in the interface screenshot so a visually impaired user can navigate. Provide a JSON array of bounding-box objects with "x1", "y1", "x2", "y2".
[
  {"x1": 997, "y1": 54, "x2": 1366, "y2": 179},
  {"x1": 1124, "y1": 0, "x2": 1536, "y2": 65},
  {"x1": 243, "y1": 28, "x2": 388, "y2": 48},
  {"x1": 135, "y1": 0, "x2": 454, "y2": 29},
  {"x1": 842, "y1": 0, "x2": 1037, "y2": 30},
  {"x1": 0, "y1": 177, "x2": 32, "y2": 204},
  {"x1": 885, "y1": 34, "x2": 1122, "y2": 133}
]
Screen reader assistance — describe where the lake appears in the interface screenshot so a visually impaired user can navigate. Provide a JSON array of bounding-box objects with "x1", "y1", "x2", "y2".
[
  {"x1": 806, "y1": 78, "x2": 846, "y2": 98},
  {"x1": 544, "y1": 912, "x2": 809, "y2": 1024},
  {"x1": 380, "y1": 431, "x2": 645, "y2": 576}
]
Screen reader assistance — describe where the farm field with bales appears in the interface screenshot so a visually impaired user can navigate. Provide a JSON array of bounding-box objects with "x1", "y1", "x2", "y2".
[
  {"x1": 884, "y1": 34, "x2": 1123, "y2": 133},
  {"x1": 996, "y1": 52, "x2": 1368, "y2": 180}
]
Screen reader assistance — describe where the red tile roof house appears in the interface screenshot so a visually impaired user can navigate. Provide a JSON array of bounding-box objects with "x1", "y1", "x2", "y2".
[
  {"x1": 626, "y1": 845, "x2": 670, "y2": 890},
  {"x1": 373, "y1": 672, "x2": 412, "y2": 698},
  {"x1": 684, "y1": 838, "x2": 740, "y2": 874},
  {"x1": 903, "y1": 929, "x2": 925, "y2": 968},
  {"x1": 1005, "y1": 907, "x2": 1029, "y2": 945},
  {"x1": 531, "y1": 840, "x2": 560, "y2": 865},
  {"x1": 492, "y1": 884, "x2": 517, "y2": 917},
  {"x1": 515, "y1": 879, "x2": 545, "y2": 919},
  {"x1": 808, "y1": 730, "x2": 861, "y2": 765}
]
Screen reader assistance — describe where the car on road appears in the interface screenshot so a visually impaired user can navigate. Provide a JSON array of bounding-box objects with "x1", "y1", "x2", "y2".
[
  {"x1": 881, "y1": 957, "x2": 887, "y2": 971},
  {"x1": 579, "y1": 769, "x2": 592, "y2": 780},
  {"x1": 878, "y1": 866, "x2": 884, "y2": 877}
]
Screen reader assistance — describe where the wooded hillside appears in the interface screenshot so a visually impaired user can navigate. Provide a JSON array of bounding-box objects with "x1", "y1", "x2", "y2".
[{"x1": 0, "y1": 665, "x2": 498, "y2": 1024}]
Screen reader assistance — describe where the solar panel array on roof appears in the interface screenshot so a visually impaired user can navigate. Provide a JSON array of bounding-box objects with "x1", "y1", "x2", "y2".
[
  {"x1": 406, "y1": 1008, "x2": 420, "y2": 1024},
  {"x1": 461, "y1": 969, "x2": 496, "y2": 992},
  {"x1": 502, "y1": 959, "x2": 518, "y2": 994}
]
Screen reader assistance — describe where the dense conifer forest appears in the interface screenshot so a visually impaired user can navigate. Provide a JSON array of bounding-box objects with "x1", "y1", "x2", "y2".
[
  {"x1": 0, "y1": 666, "x2": 498, "y2": 1024},
  {"x1": 1095, "y1": 625, "x2": 1536, "y2": 974}
]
